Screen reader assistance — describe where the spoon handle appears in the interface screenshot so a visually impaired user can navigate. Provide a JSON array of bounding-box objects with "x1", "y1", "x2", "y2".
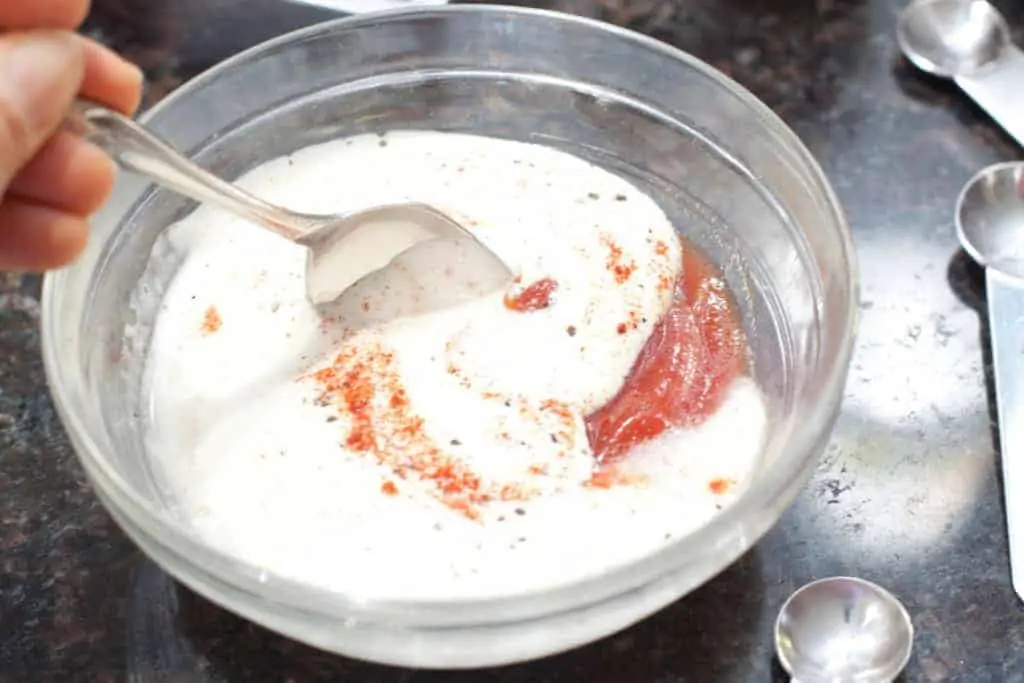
[
  {"x1": 954, "y1": 46, "x2": 1024, "y2": 149},
  {"x1": 64, "y1": 100, "x2": 309, "y2": 242},
  {"x1": 985, "y1": 269, "x2": 1024, "y2": 602}
]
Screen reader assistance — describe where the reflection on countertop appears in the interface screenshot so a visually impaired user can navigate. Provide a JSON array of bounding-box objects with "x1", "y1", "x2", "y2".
[{"x1": 3, "y1": 0, "x2": 1024, "y2": 680}]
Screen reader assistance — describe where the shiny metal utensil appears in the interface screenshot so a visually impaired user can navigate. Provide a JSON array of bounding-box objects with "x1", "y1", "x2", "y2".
[
  {"x1": 64, "y1": 100, "x2": 510, "y2": 306},
  {"x1": 897, "y1": 0, "x2": 1024, "y2": 147},
  {"x1": 956, "y1": 161, "x2": 1024, "y2": 602},
  {"x1": 775, "y1": 577, "x2": 914, "y2": 683}
]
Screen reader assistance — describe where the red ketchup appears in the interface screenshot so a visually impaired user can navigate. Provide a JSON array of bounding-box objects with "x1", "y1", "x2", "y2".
[{"x1": 585, "y1": 243, "x2": 748, "y2": 463}]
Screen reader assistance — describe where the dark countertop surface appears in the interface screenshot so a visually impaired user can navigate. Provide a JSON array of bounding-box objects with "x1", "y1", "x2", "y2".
[{"x1": 3, "y1": 0, "x2": 1023, "y2": 680}]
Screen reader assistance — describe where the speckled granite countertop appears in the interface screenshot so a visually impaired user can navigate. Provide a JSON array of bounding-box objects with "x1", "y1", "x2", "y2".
[{"x1": 2, "y1": 0, "x2": 1023, "y2": 680}]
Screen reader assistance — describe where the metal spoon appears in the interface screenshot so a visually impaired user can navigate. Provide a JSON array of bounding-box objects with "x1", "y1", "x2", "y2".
[
  {"x1": 774, "y1": 577, "x2": 914, "y2": 683},
  {"x1": 897, "y1": 0, "x2": 1024, "y2": 147},
  {"x1": 956, "y1": 161, "x2": 1024, "y2": 602},
  {"x1": 64, "y1": 100, "x2": 511, "y2": 306}
]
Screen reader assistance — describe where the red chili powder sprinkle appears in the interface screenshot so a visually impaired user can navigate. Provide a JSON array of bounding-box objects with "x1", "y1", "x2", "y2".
[
  {"x1": 655, "y1": 240, "x2": 669, "y2": 256},
  {"x1": 616, "y1": 323, "x2": 628, "y2": 335},
  {"x1": 381, "y1": 480, "x2": 398, "y2": 496},
  {"x1": 603, "y1": 236, "x2": 637, "y2": 284},
  {"x1": 708, "y1": 477, "x2": 735, "y2": 495},
  {"x1": 540, "y1": 399, "x2": 577, "y2": 449},
  {"x1": 389, "y1": 387, "x2": 409, "y2": 409},
  {"x1": 307, "y1": 342, "x2": 533, "y2": 519},
  {"x1": 584, "y1": 467, "x2": 649, "y2": 489},
  {"x1": 201, "y1": 305, "x2": 222, "y2": 335},
  {"x1": 656, "y1": 274, "x2": 672, "y2": 294},
  {"x1": 504, "y1": 277, "x2": 559, "y2": 312}
]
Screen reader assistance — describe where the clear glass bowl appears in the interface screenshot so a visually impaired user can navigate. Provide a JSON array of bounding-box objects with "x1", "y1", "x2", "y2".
[{"x1": 41, "y1": 5, "x2": 857, "y2": 669}]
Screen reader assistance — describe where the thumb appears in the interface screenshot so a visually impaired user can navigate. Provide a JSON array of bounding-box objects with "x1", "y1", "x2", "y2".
[{"x1": 0, "y1": 31, "x2": 84, "y2": 192}]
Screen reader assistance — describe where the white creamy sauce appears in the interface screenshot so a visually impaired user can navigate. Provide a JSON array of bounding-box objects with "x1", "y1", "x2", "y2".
[{"x1": 141, "y1": 131, "x2": 767, "y2": 599}]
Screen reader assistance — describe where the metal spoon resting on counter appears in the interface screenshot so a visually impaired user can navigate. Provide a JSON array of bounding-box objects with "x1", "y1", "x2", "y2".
[
  {"x1": 897, "y1": 0, "x2": 1024, "y2": 147},
  {"x1": 956, "y1": 161, "x2": 1024, "y2": 602},
  {"x1": 64, "y1": 100, "x2": 512, "y2": 306},
  {"x1": 775, "y1": 576, "x2": 914, "y2": 683}
]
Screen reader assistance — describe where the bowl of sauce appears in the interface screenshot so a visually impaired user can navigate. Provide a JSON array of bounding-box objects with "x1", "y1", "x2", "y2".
[{"x1": 41, "y1": 5, "x2": 857, "y2": 669}]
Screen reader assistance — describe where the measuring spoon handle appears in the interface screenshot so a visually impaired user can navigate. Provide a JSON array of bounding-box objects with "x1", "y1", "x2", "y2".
[
  {"x1": 956, "y1": 48, "x2": 1024, "y2": 149},
  {"x1": 64, "y1": 100, "x2": 307, "y2": 241},
  {"x1": 986, "y1": 269, "x2": 1024, "y2": 602}
]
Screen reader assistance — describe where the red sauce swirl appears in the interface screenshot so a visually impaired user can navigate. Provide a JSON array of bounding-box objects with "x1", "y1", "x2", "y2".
[{"x1": 585, "y1": 241, "x2": 748, "y2": 463}]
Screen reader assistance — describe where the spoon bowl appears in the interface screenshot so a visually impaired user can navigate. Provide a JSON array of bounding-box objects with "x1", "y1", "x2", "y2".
[
  {"x1": 775, "y1": 576, "x2": 913, "y2": 682},
  {"x1": 956, "y1": 161, "x2": 1024, "y2": 281},
  {"x1": 897, "y1": 0, "x2": 1010, "y2": 78},
  {"x1": 66, "y1": 100, "x2": 511, "y2": 306}
]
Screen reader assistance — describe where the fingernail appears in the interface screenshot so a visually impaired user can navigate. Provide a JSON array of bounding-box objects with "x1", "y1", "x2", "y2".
[{"x1": 0, "y1": 32, "x2": 80, "y2": 124}]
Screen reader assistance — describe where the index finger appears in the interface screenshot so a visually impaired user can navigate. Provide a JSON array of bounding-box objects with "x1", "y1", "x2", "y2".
[
  {"x1": 0, "y1": 0, "x2": 90, "y2": 30},
  {"x1": 80, "y1": 37, "x2": 144, "y2": 116}
]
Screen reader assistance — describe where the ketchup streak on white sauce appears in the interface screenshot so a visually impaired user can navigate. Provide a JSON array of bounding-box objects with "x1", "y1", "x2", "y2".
[{"x1": 140, "y1": 131, "x2": 767, "y2": 599}]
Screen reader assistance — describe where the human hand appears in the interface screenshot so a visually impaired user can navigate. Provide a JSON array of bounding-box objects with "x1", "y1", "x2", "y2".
[{"x1": 0, "y1": 0, "x2": 143, "y2": 271}]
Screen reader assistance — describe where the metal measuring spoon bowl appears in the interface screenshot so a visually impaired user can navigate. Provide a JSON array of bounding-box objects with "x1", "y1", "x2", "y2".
[
  {"x1": 897, "y1": 0, "x2": 1010, "y2": 78},
  {"x1": 957, "y1": 161, "x2": 1024, "y2": 282},
  {"x1": 774, "y1": 577, "x2": 913, "y2": 683}
]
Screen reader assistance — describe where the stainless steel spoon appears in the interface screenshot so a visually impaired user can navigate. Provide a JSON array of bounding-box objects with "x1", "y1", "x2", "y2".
[
  {"x1": 897, "y1": 0, "x2": 1024, "y2": 147},
  {"x1": 774, "y1": 576, "x2": 913, "y2": 683},
  {"x1": 956, "y1": 161, "x2": 1024, "y2": 602},
  {"x1": 64, "y1": 100, "x2": 511, "y2": 306}
]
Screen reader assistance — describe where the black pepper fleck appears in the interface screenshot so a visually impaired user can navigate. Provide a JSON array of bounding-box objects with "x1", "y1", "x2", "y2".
[
  {"x1": 450, "y1": 439, "x2": 462, "y2": 446},
  {"x1": 326, "y1": 416, "x2": 338, "y2": 423},
  {"x1": 615, "y1": 193, "x2": 627, "y2": 201},
  {"x1": 587, "y1": 192, "x2": 600, "y2": 200},
  {"x1": 567, "y1": 325, "x2": 577, "y2": 337},
  {"x1": 515, "y1": 508, "x2": 526, "y2": 516}
]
